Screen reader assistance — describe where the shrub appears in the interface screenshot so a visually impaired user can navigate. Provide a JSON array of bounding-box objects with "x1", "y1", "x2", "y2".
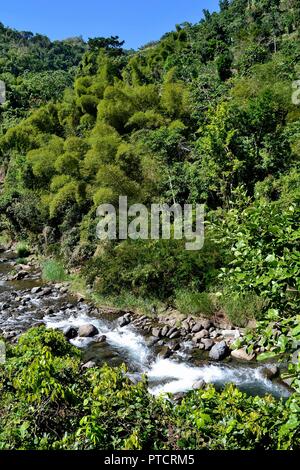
[{"x1": 16, "y1": 242, "x2": 31, "y2": 258}]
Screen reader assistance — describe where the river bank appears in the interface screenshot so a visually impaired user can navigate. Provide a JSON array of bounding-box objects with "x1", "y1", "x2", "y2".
[{"x1": 0, "y1": 247, "x2": 292, "y2": 398}]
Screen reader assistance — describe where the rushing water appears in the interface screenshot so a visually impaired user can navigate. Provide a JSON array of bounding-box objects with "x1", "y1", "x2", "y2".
[{"x1": 0, "y1": 250, "x2": 290, "y2": 398}]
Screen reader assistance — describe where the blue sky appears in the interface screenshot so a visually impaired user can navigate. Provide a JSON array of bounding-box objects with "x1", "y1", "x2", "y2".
[{"x1": 1, "y1": 0, "x2": 220, "y2": 49}]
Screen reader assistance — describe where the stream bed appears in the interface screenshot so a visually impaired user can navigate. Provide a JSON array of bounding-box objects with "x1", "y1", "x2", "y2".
[{"x1": 0, "y1": 250, "x2": 290, "y2": 398}]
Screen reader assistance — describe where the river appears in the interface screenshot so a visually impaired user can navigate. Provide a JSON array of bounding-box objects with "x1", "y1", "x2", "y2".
[{"x1": 0, "y1": 249, "x2": 290, "y2": 398}]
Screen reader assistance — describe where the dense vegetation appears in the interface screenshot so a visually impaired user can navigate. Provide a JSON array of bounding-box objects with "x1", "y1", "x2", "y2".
[
  {"x1": 0, "y1": 326, "x2": 299, "y2": 450},
  {"x1": 0, "y1": 22, "x2": 86, "y2": 132},
  {"x1": 0, "y1": 0, "x2": 300, "y2": 450}
]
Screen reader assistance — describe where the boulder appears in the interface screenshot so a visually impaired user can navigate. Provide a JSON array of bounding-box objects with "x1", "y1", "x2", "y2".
[
  {"x1": 78, "y1": 323, "x2": 99, "y2": 338},
  {"x1": 63, "y1": 326, "x2": 78, "y2": 340},
  {"x1": 147, "y1": 336, "x2": 160, "y2": 347},
  {"x1": 231, "y1": 348, "x2": 255, "y2": 362},
  {"x1": 40, "y1": 287, "x2": 52, "y2": 296},
  {"x1": 209, "y1": 341, "x2": 229, "y2": 361}
]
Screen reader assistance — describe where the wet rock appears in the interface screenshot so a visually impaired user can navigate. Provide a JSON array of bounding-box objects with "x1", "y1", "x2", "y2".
[
  {"x1": 96, "y1": 335, "x2": 107, "y2": 343},
  {"x1": 262, "y1": 366, "x2": 279, "y2": 380},
  {"x1": 119, "y1": 316, "x2": 131, "y2": 327},
  {"x1": 231, "y1": 348, "x2": 255, "y2": 362},
  {"x1": 192, "y1": 379, "x2": 206, "y2": 390},
  {"x1": 169, "y1": 341, "x2": 180, "y2": 351},
  {"x1": 78, "y1": 324, "x2": 99, "y2": 338},
  {"x1": 31, "y1": 286, "x2": 42, "y2": 294},
  {"x1": 159, "y1": 347, "x2": 173, "y2": 359},
  {"x1": 169, "y1": 330, "x2": 180, "y2": 339},
  {"x1": 12, "y1": 271, "x2": 26, "y2": 280},
  {"x1": 40, "y1": 287, "x2": 52, "y2": 297},
  {"x1": 202, "y1": 338, "x2": 214, "y2": 351},
  {"x1": 64, "y1": 326, "x2": 78, "y2": 340},
  {"x1": 209, "y1": 341, "x2": 229, "y2": 361},
  {"x1": 82, "y1": 360, "x2": 97, "y2": 369}
]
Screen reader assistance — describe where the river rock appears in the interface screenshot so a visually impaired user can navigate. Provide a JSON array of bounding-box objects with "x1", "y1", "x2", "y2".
[
  {"x1": 222, "y1": 329, "x2": 240, "y2": 340},
  {"x1": 161, "y1": 325, "x2": 169, "y2": 337},
  {"x1": 209, "y1": 341, "x2": 229, "y2": 361},
  {"x1": 202, "y1": 338, "x2": 214, "y2": 351},
  {"x1": 64, "y1": 326, "x2": 78, "y2": 339},
  {"x1": 192, "y1": 379, "x2": 206, "y2": 390},
  {"x1": 152, "y1": 327, "x2": 162, "y2": 338},
  {"x1": 166, "y1": 327, "x2": 178, "y2": 338},
  {"x1": 262, "y1": 365, "x2": 279, "y2": 380},
  {"x1": 82, "y1": 361, "x2": 97, "y2": 369},
  {"x1": 192, "y1": 323, "x2": 202, "y2": 333},
  {"x1": 192, "y1": 330, "x2": 208, "y2": 343},
  {"x1": 31, "y1": 286, "x2": 42, "y2": 294},
  {"x1": 169, "y1": 330, "x2": 180, "y2": 339},
  {"x1": 119, "y1": 316, "x2": 131, "y2": 327},
  {"x1": 147, "y1": 336, "x2": 160, "y2": 347},
  {"x1": 182, "y1": 321, "x2": 191, "y2": 332},
  {"x1": 201, "y1": 319, "x2": 212, "y2": 330},
  {"x1": 169, "y1": 341, "x2": 180, "y2": 351},
  {"x1": 159, "y1": 347, "x2": 173, "y2": 359},
  {"x1": 231, "y1": 348, "x2": 255, "y2": 362},
  {"x1": 78, "y1": 323, "x2": 99, "y2": 337},
  {"x1": 96, "y1": 335, "x2": 107, "y2": 343}
]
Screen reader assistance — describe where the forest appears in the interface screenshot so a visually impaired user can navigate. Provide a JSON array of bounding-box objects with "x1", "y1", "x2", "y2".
[{"x1": 0, "y1": 0, "x2": 300, "y2": 451}]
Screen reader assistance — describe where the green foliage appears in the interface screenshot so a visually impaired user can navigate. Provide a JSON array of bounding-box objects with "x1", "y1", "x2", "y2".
[
  {"x1": 1, "y1": 328, "x2": 300, "y2": 450},
  {"x1": 16, "y1": 241, "x2": 30, "y2": 258},
  {"x1": 175, "y1": 290, "x2": 215, "y2": 317},
  {"x1": 42, "y1": 259, "x2": 68, "y2": 282},
  {"x1": 220, "y1": 292, "x2": 268, "y2": 327}
]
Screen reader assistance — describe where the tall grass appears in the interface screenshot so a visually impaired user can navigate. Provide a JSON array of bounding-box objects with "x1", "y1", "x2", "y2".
[
  {"x1": 220, "y1": 293, "x2": 268, "y2": 327},
  {"x1": 175, "y1": 289, "x2": 214, "y2": 317},
  {"x1": 42, "y1": 260, "x2": 68, "y2": 282}
]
